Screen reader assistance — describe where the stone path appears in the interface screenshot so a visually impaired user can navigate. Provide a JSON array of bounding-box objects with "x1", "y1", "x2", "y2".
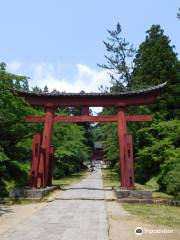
[{"x1": 0, "y1": 169, "x2": 109, "y2": 240}]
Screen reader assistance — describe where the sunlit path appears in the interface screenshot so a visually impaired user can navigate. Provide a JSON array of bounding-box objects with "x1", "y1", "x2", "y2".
[
  {"x1": 0, "y1": 169, "x2": 108, "y2": 240},
  {"x1": 57, "y1": 168, "x2": 105, "y2": 200}
]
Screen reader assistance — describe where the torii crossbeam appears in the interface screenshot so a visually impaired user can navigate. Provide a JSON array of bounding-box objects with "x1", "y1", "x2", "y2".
[{"x1": 16, "y1": 82, "x2": 166, "y2": 189}]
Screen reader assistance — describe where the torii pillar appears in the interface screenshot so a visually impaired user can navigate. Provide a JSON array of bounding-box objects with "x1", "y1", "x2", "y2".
[
  {"x1": 37, "y1": 107, "x2": 55, "y2": 188},
  {"x1": 117, "y1": 104, "x2": 135, "y2": 189}
]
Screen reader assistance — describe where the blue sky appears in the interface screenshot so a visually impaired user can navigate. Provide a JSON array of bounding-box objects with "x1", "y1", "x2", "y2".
[{"x1": 0, "y1": 0, "x2": 179, "y2": 92}]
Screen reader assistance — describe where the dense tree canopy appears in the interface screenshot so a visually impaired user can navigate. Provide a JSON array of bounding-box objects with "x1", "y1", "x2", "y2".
[
  {"x1": 0, "y1": 22, "x2": 179, "y2": 199},
  {"x1": 132, "y1": 25, "x2": 177, "y2": 88},
  {"x1": 0, "y1": 63, "x2": 90, "y2": 196},
  {"x1": 97, "y1": 24, "x2": 180, "y2": 198},
  {"x1": 0, "y1": 62, "x2": 33, "y2": 195},
  {"x1": 131, "y1": 24, "x2": 180, "y2": 120}
]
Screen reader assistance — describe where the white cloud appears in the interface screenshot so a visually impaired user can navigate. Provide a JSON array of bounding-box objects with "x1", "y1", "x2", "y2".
[
  {"x1": 6, "y1": 61, "x2": 111, "y2": 92},
  {"x1": 7, "y1": 61, "x2": 22, "y2": 73},
  {"x1": 6, "y1": 61, "x2": 109, "y2": 113},
  {"x1": 30, "y1": 62, "x2": 110, "y2": 93}
]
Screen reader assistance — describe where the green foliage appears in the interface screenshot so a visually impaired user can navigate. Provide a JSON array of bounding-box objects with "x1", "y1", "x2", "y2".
[
  {"x1": 43, "y1": 85, "x2": 49, "y2": 93},
  {"x1": 98, "y1": 23, "x2": 180, "y2": 198},
  {"x1": 0, "y1": 146, "x2": 9, "y2": 161},
  {"x1": 98, "y1": 22, "x2": 135, "y2": 91},
  {"x1": 177, "y1": 8, "x2": 180, "y2": 20},
  {"x1": 0, "y1": 62, "x2": 90, "y2": 196},
  {"x1": 1, "y1": 22, "x2": 180, "y2": 200},
  {"x1": 53, "y1": 122, "x2": 89, "y2": 179},
  {"x1": 131, "y1": 25, "x2": 180, "y2": 120},
  {"x1": 92, "y1": 107, "x2": 119, "y2": 168},
  {"x1": 132, "y1": 25, "x2": 177, "y2": 88},
  {"x1": 130, "y1": 25, "x2": 180, "y2": 196},
  {"x1": 100, "y1": 123, "x2": 119, "y2": 167},
  {"x1": 0, "y1": 62, "x2": 33, "y2": 196},
  {"x1": 135, "y1": 120, "x2": 180, "y2": 198},
  {"x1": 158, "y1": 148, "x2": 180, "y2": 198}
]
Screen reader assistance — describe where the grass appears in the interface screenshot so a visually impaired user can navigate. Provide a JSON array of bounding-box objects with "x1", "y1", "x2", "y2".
[
  {"x1": 102, "y1": 168, "x2": 174, "y2": 200},
  {"x1": 123, "y1": 203, "x2": 180, "y2": 227},
  {"x1": 0, "y1": 170, "x2": 88, "y2": 205},
  {"x1": 102, "y1": 168, "x2": 120, "y2": 188},
  {"x1": 52, "y1": 170, "x2": 88, "y2": 189},
  {"x1": 152, "y1": 192, "x2": 174, "y2": 200},
  {"x1": 135, "y1": 178, "x2": 174, "y2": 200}
]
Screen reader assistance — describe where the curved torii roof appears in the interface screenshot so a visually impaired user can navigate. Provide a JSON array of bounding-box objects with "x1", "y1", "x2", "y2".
[{"x1": 16, "y1": 82, "x2": 166, "y2": 108}]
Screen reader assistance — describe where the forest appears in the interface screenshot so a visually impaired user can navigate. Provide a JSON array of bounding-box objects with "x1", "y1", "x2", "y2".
[{"x1": 0, "y1": 24, "x2": 180, "y2": 198}]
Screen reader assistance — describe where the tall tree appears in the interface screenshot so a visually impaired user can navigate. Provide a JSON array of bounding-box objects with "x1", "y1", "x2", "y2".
[
  {"x1": 43, "y1": 85, "x2": 49, "y2": 93},
  {"x1": 0, "y1": 63, "x2": 90, "y2": 196},
  {"x1": 0, "y1": 62, "x2": 33, "y2": 196},
  {"x1": 177, "y1": 8, "x2": 180, "y2": 20},
  {"x1": 132, "y1": 25, "x2": 178, "y2": 88},
  {"x1": 131, "y1": 25, "x2": 180, "y2": 119},
  {"x1": 31, "y1": 86, "x2": 43, "y2": 93},
  {"x1": 98, "y1": 23, "x2": 135, "y2": 92}
]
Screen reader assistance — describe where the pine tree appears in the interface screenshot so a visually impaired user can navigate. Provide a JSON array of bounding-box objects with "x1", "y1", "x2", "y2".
[
  {"x1": 131, "y1": 25, "x2": 180, "y2": 119},
  {"x1": 31, "y1": 86, "x2": 43, "y2": 93},
  {"x1": 98, "y1": 23, "x2": 135, "y2": 92},
  {"x1": 43, "y1": 85, "x2": 49, "y2": 93},
  {"x1": 177, "y1": 8, "x2": 180, "y2": 20}
]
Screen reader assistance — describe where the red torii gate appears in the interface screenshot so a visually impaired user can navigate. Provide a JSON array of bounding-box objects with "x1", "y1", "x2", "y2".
[{"x1": 16, "y1": 82, "x2": 166, "y2": 189}]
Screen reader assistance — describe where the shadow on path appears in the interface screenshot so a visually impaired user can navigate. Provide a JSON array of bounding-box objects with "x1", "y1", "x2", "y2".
[
  {"x1": 0, "y1": 206, "x2": 13, "y2": 216},
  {"x1": 62, "y1": 187, "x2": 112, "y2": 191}
]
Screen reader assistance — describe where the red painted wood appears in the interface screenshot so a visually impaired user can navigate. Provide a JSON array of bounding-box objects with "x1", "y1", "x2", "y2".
[
  {"x1": 126, "y1": 115, "x2": 152, "y2": 122},
  {"x1": 125, "y1": 134, "x2": 135, "y2": 189},
  {"x1": 38, "y1": 108, "x2": 54, "y2": 187},
  {"x1": 17, "y1": 84, "x2": 165, "y2": 189},
  {"x1": 29, "y1": 133, "x2": 42, "y2": 188},
  {"x1": 26, "y1": 112, "x2": 152, "y2": 189},
  {"x1": 26, "y1": 116, "x2": 45, "y2": 122},
  {"x1": 26, "y1": 114, "x2": 152, "y2": 123},
  {"x1": 48, "y1": 145, "x2": 54, "y2": 186},
  {"x1": 37, "y1": 148, "x2": 45, "y2": 188},
  {"x1": 117, "y1": 109, "x2": 128, "y2": 188},
  {"x1": 81, "y1": 106, "x2": 89, "y2": 115},
  {"x1": 26, "y1": 112, "x2": 153, "y2": 189},
  {"x1": 18, "y1": 92, "x2": 159, "y2": 108},
  {"x1": 54, "y1": 115, "x2": 118, "y2": 123}
]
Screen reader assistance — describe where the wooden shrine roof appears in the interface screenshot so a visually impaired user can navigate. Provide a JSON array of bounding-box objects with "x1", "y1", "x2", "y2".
[
  {"x1": 15, "y1": 82, "x2": 166, "y2": 108},
  {"x1": 17, "y1": 82, "x2": 166, "y2": 97}
]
